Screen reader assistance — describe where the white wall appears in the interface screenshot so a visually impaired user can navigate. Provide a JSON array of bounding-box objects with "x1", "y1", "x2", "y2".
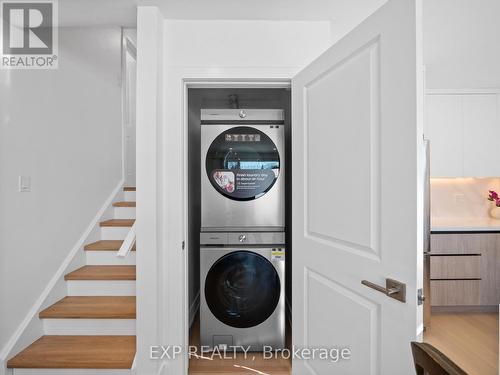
[
  {"x1": 423, "y1": 0, "x2": 500, "y2": 88},
  {"x1": 164, "y1": 20, "x2": 331, "y2": 69},
  {"x1": 328, "y1": 0, "x2": 388, "y2": 43},
  {"x1": 0, "y1": 27, "x2": 122, "y2": 351}
]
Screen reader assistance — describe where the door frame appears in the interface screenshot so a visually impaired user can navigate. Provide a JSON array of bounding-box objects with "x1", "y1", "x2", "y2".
[{"x1": 181, "y1": 78, "x2": 291, "y2": 373}]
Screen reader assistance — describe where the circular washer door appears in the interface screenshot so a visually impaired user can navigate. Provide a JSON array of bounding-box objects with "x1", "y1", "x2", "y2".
[
  {"x1": 206, "y1": 126, "x2": 280, "y2": 201},
  {"x1": 204, "y1": 251, "x2": 281, "y2": 328}
]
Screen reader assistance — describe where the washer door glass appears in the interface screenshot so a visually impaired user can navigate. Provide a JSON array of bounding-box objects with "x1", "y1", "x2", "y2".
[
  {"x1": 206, "y1": 126, "x2": 280, "y2": 201},
  {"x1": 205, "y1": 251, "x2": 281, "y2": 328}
]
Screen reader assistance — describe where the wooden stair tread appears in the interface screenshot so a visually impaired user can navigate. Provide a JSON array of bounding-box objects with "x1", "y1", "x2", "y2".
[
  {"x1": 7, "y1": 335, "x2": 135, "y2": 369},
  {"x1": 113, "y1": 201, "x2": 136, "y2": 207},
  {"x1": 123, "y1": 187, "x2": 136, "y2": 191},
  {"x1": 39, "y1": 296, "x2": 136, "y2": 319},
  {"x1": 84, "y1": 240, "x2": 136, "y2": 251},
  {"x1": 100, "y1": 219, "x2": 135, "y2": 227},
  {"x1": 65, "y1": 266, "x2": 136, "y2": 280}
]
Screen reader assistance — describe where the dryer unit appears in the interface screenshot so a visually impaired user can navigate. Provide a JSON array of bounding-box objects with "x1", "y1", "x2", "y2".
[
  {"x1": 200, "y1": 232, "x2": 285, "y2": 351},
  {"x1": 201, "y1": 109, "x2": 285, "y2": 232}
]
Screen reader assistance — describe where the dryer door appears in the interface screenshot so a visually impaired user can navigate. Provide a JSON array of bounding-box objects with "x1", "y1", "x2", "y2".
[
  {"x1": 204, "y1": 250, "x2": 281, "y2": 328},
  {"x1": 205, "y1": 126, "x2": 281, "y2": 201}
]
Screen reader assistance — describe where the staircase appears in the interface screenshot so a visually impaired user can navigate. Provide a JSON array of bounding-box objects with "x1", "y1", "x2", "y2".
[{"x1": 7, "y1": 187, "x2": 137, "y2": 374}]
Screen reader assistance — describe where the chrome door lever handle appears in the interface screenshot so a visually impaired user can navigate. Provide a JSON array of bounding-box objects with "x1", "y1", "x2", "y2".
[
  {"x1": 386, "y1": 286, "x2": 402, "y2": 295},
  {"x1": 361, "y1": 278, "x2": 406, "y2": 303}
]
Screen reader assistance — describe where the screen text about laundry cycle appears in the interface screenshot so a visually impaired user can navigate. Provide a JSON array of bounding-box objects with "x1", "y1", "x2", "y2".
[{"x1": 150, "y1": 345, "x2": 352, "y2": 363}]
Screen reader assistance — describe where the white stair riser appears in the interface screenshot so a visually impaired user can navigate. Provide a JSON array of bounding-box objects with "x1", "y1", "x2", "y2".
[
  {"x1": 67, "y1": 281, "x2": 136, "y2": 296},
  {"x1": 124, "y1": 191, "x2": 135, "y2": 201},
  {"x1": 14, "y1": 370, "x2": 131, "y2": 375},
  {"x1": 100, "y1": 226, "x2": 130, "y2": 240},
  {"x1": 42, "y1": 319, "x2": 135, "y2": 335},
  {"x1": 113, "y1": 207, "x2": 136, "y2": 219},
  {"x1": 86, "y1": 251, "x2": 136, "y2": 266}
]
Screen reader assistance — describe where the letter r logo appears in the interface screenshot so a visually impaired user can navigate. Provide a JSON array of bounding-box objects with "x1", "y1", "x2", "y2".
[{"x1": 2, "y1": 2, "x2": 53, "y2": 54}]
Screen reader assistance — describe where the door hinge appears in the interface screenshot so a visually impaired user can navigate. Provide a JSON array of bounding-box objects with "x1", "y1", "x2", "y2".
[
  {"x1": 417, "y1": 288, "x2": 425, "y2": 305},
  {"x1": 181, "y1": 241, "x2": 185, "y2": 250}
]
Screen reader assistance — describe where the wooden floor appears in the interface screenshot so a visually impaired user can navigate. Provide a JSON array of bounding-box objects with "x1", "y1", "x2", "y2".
[
  {"x1": 190, "y1": 312, "x2": 499, "y2": 374},
  {"x1": 424, "y1": 312, "x2": 499, "y2": 375},
  {"x1": 99, "y1": 219, "x2": 135, "y2": 227},
  {"x1": 7, "y1": 335, "x2": 136, "y2": 369},
  {"x1": 65, "y1": 265, "x2": 136, "y2": 280},
  {"x1": 189, "y1": 316, "x2": 291, "y2": 375},
  {"x1": 39, "y1": 296, "x2": 136, "y2": 319},
  {"x1": 84, "y1": 240, "x2": 136, "y2": 251}
]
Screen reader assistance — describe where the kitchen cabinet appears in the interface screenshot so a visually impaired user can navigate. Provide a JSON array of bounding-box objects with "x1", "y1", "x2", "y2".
[
  {"x1": 425, "y1": 93, "x2": 500, "y2": 177},
  {"x1": 430, "y1": 280, "x2": 480, "y2": 306},
  {"x1": 430, "y1": 255, "x2": 480, "y2": 279},
  {"x1": 463, "y1": 94, "x2": 500, "y2": 176},
  {"x1": 425, "y1": 95, "x2": 462, "y2": 177},
  {"x1": 430, "y1": 232, "x2": 499, "y2": 307}
]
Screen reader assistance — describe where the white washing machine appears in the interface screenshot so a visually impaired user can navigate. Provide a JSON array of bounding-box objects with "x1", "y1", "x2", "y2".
[
  {"x1": 200, "y1": 232, "x2": 285, "y2": 351},
  {"x1": 201, "y1": 109, "x2": 285, "y2": 232}
]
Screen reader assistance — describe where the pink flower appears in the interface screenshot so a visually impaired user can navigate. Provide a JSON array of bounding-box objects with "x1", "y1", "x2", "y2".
[
  {"x1": 488, "y1": 190, "x2": 499, "y2": 201},
  {"x1": 495, "y1": 198, "x2": 500, "y2": 207}
]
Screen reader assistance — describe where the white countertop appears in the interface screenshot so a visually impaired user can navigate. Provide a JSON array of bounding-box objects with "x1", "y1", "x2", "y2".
[{"x1": 432, "y1": 217, "x2": 500, "y2": 232}]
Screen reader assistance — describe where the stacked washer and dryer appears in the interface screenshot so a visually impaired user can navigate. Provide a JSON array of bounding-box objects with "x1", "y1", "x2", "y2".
[{"x1": 200, "y1": 108, "x2": 286, "y2": 351}]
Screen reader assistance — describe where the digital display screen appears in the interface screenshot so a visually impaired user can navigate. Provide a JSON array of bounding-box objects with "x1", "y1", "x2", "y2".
[{"x1": 225, "y1": 134, "x2": 261, "y2": 142}]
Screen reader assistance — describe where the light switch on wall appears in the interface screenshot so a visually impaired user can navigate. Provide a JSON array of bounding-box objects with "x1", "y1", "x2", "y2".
[
  {"x1": 19, "y1": 176, "x2": 31, "y2": 192},
  {"x1": 454, "y1": 193, "x2": 465, "y2": 205}
]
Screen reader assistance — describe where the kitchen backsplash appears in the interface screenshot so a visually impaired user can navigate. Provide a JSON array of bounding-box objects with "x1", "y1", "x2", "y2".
[{"x1": 431, "y1": 178, "x2": 500, "y2": 219}]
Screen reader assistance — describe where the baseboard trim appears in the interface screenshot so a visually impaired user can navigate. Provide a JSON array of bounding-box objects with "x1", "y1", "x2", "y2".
[
  {"x1": 189, "y1": 292, "x2": 200, "y2": 329},
  {"x1": 0, "y1": 179, "x2": 124, "y2": 368},
  {"x1": 130, "y1": 353, "x2": 137, "y2": 375}
]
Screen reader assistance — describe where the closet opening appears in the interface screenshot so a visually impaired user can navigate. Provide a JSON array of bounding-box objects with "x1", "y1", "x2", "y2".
[{"x1": 186, "y1": 86, "x2": 292, "y2": 374}]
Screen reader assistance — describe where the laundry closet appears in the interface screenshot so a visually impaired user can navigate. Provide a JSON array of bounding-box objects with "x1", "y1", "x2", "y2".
[{"x1": 187, "y1": 88, "x2": 292, "y2": 356}]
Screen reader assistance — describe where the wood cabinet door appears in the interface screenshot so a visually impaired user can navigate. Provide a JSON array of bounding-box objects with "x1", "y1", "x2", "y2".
[
  {"x1": 430, "y1": 255, "x2": 481, "y2": 279},
  {"x1": 431, "y1": 233, "x2": 500, "y2": 306},
  {"x1": 430, "y1": 280, "x2": 480, "y2": 306},
  {"x1": 430, "y1": 233, "x2": 495, "y2": 254},
  {"x1": 480, "y1": 247, "x2": 500, "y2": 305}
]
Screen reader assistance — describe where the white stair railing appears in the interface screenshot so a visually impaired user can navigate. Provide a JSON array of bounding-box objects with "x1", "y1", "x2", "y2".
[{"x1": 117, "y1": 221, "x2": 136, "y2": 258}]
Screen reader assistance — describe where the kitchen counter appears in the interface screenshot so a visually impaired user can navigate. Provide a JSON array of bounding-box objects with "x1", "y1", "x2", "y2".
[{"x1": 432, "y1": 217, "x2": 500, "y2": 232}]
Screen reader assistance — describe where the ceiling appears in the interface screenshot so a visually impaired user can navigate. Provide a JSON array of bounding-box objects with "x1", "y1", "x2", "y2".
[{"x1": 59, "y1": 0, "x2": 387, "y2": 27}]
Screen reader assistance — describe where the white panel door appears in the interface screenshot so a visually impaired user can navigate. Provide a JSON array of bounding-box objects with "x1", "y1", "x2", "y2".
[
  {"x1": 425, "y1": 95, "x2": 463, "y2": 177},
  {"x1": 292, "y1": 0, "x2": 423, "y2": 374},
  {"x1": 463, "y1": 94, "x2": 500, "y2": 177}
]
